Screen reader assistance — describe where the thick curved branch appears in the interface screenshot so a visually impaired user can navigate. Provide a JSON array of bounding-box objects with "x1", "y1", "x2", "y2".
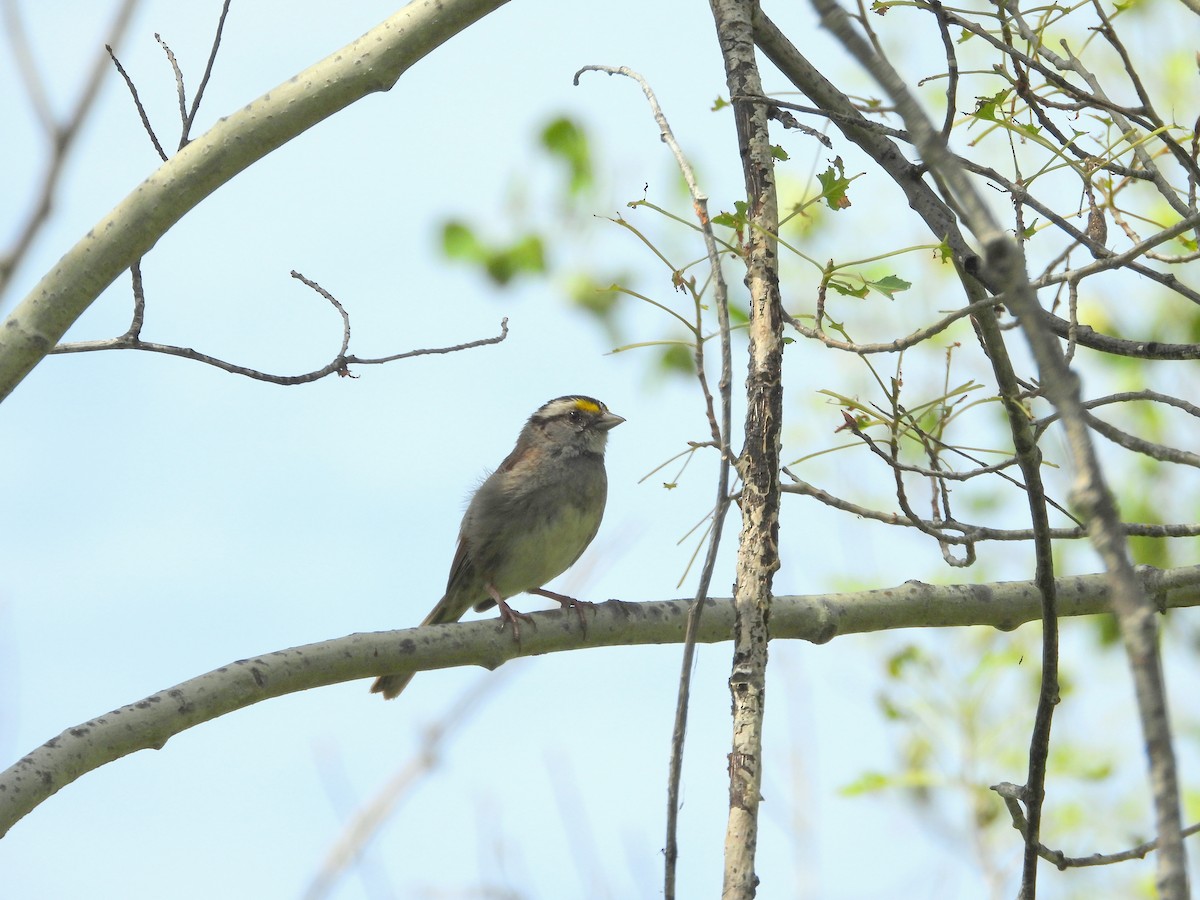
[
  {"x1": 0, "y1": 0, "x2": 510, "y2": 402},
  {"x1": 3, "y1": 565, "x2": 1198, "y2": 841}
]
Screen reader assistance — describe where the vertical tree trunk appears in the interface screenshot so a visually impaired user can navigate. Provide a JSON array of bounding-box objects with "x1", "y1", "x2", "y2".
[{"x1": 709, "y1": 1, "x2": 783, "y2": 896}]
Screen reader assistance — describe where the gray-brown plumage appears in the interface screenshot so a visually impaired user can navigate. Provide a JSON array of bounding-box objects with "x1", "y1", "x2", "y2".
[{"x1": 371, "y1": 396, "x2": 624, "y2": 699}]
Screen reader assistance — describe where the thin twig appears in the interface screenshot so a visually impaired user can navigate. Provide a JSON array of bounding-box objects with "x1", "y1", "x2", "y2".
[
  {"x1": 107, "y1": 44, "x2": 168, "y2": 162},
  {"x1": 575, "y1": 62, "x2": 736, "y2": 900},
  {"x1": 154, "y1": 32, "x2": 188, "y2": 132},
  {"x1": 0, "y1": 0, "x2": 141, "y2": 295},
  {"x1": 182, "y1": 0, "x2": 233, "y2": 147},
  {"x1": 781, "y1": 472, "x2": 1200, "y2": 542},
  {"x1": 993, "y1": 782, "x2": 1200, "y2": 870},
  {"x1": 51, "y1": 269, "x2": 509, "y2": 383},
  {"x1": 806, "y1": 0, "x2": 1190, "y2": 892}
]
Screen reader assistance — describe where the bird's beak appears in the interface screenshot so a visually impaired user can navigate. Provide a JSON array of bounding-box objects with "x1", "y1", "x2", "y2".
[{"x1": 598, "y1": 410, "x2": 626, "y2": 431}]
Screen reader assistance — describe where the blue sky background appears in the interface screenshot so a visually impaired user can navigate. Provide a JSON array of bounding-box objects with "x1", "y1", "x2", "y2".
[{"x1": 2, "y1": 1, "x2": 1197, "y2": 897}]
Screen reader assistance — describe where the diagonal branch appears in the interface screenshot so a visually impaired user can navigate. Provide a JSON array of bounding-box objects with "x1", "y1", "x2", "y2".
[
  {"x1": 0, "y1": 0, "x2": 511, "y2": 403},
  {"x1": 0, "y1": 0, "x2": 142, "y2": 297},
  {"x1": 805, "y1": 0, "x2": 1192, "y2": 894}
]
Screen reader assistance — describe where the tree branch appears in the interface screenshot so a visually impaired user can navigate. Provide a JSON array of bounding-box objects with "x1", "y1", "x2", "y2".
[
  {"x1": 0, "y1": 0, "x2": 141, "y2": 296},
  {"x1": 49, "y1": 269, "x2": 510, "y2": 383},
  {"x1": 3, "y1": 566, "x2": 1197, "y2": 841},
  {"x1": 709, "y1": 0, "x2": 784, "y2": 894},
  {"x1": 573, "y1": 63, "x2": 737, "y2": 900},
  {"x1": 0, "y1": 0, "x2": 510, "y2": 403},
  {"x1": 806, "y1": 0, "x2": 1193, "y2": 893},
  {"x1": 993, "y1": 781, "x2": 1200, "y2": 871}
]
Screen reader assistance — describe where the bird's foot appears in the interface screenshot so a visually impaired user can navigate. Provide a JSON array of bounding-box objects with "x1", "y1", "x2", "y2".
[
  {"x1": 530, "y1": 588, "x2": 597, "y2": 631},
  {"x1": 495, "y1": 597, "x2": 535, "y2": 642}
]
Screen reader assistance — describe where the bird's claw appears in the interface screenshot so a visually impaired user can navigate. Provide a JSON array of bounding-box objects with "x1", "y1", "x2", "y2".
[
  {"x1": 531, "y1": 588, "x2": 597, "y2": 632},
  {"x1": 496, "y1": 598, "x2": 535, "y2": 642}
]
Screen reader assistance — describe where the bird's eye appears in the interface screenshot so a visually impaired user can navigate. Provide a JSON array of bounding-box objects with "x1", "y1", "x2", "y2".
[{"x1": 568, "y1": 409, "x2": 583, "y2": 424}]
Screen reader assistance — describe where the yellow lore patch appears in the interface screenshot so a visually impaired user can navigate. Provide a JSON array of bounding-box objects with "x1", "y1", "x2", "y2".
[{"x1": 572, "y1": 398, "x2": 602, "y2": 414}]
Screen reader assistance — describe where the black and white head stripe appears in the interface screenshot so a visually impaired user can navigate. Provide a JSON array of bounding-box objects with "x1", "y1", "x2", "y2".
[{"x1": 535, "y1": 396, "x2": 607, "y2": 419}]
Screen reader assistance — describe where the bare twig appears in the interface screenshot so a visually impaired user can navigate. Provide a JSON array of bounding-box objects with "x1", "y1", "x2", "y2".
[
  {"x1": 106, "y1": 44, "x2": 169, "y2": 162},
  {"x1": 50, "y1": 268, "x2": 509, "y2": 383},
  {"x1": 0, "y1": 0, "x2": 142, "y2": 296},
  {"x1": 182, "y1": 0, "x2": 233, "y2": 147},
  {"x1": 575, "y1": 62, "x2": 736, "y2": 900},
  {"x1": 154, "y1": 32, "x2": 188, "y2": 133},
  {"x1": 0, "y1": 0, "x2": 512, "y2": 403},
  {"x1": 781, "y1": 472, "x2": 1199, "y2": 542},
  {"x1": 806, "y1": 0, "x2": 1191, "y2": 893},
  {"x1": 993, "y1": 782, "x2": 1200, "y2": 870}
]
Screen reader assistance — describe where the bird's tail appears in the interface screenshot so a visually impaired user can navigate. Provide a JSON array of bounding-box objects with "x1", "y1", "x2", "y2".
[
  {"x1": 369, "y1": 594, "x2": 464, "y2": 700},
  {"x1": 369, "y1": 671, "x2": 414, "y2": 701}
]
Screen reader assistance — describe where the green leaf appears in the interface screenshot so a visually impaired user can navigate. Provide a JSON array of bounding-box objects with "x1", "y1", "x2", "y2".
[
  {"x1": 971, "y1": 89, "x2": 1011, "y2": 123},
  {"x1": 659, "y1": 343, "x2": 695, "y2": 375},
  {"x1": 886, "y1": 644, "x2": 924, "y2": 678},
  {"x1": 483, "y1": 234, "x2": 545, "y2": 285},
  {"x1": 771, "y1": 144, "x2": 790, "y2": 161},
  {"x1": 840, "y1": 771, "x2": 891, "y2": 796},
  {"x1": 441, "y1": 221, "x2": 484, "y2": 261},
  {"x1": 712, "y1": 200, "x2": 749, "y2": 230},
  {"x1": 443, "y1": 222, "x2": 545, "y2": 286},
  {"x1": 829, "y1": 280, "x2": 869, "y2": 299},
  {"x1": 711, "y1": 96, "x2": 729, "y2": 112},
  {"x1": 817, "y1": 158, "x2": 852, "y2": 210},
  {"x1": 568, "y1": 274, "x2": 620, "y2": 318},
  {"x1": 540, "y1": 116, "x2": 593, "y2": 195},
  {"x1": 866, "y1": 274, "x2": 912, "y2": 300}
]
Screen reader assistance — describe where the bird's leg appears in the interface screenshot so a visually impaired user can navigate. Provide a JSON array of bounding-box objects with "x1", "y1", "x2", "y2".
[
  {"x1": 488, "y1": 583, "x2": 534, "y2": 641},
  {"x1": 530, "y1": 587, "x2": 596, "y2": 630}
]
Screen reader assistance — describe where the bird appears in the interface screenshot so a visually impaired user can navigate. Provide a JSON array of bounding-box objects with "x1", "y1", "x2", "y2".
[{"x1": 371, "y1": 395, "x2": 625, "y2": 699}]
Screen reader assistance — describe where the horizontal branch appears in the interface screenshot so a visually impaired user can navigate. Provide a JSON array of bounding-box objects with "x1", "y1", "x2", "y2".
[
  {"x1": 993, "y1": 781, "x2": 1200, "y2": 870},
  {"x1": 782, "y1": 478, "x2": 1200, "y2": 542},
  {"x1": 3, "y1": 565, "x2": 1199, "y2": 839},
  {"x1": 49, "y1": 270, "x2": 510, "y2": 383},
  {"x1": 50, "y1": 320, "x2": 511, "y2": 384}
]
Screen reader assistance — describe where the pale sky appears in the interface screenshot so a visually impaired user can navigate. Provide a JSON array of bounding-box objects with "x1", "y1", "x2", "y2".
[{"x1": 2, "y1": 1, "x2": 1196, "y2": 898}]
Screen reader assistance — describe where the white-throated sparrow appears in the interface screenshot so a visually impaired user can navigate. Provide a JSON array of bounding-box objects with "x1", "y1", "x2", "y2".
[{"x1": 371, "y1": 395, "x2": 624, "y2": 699}]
